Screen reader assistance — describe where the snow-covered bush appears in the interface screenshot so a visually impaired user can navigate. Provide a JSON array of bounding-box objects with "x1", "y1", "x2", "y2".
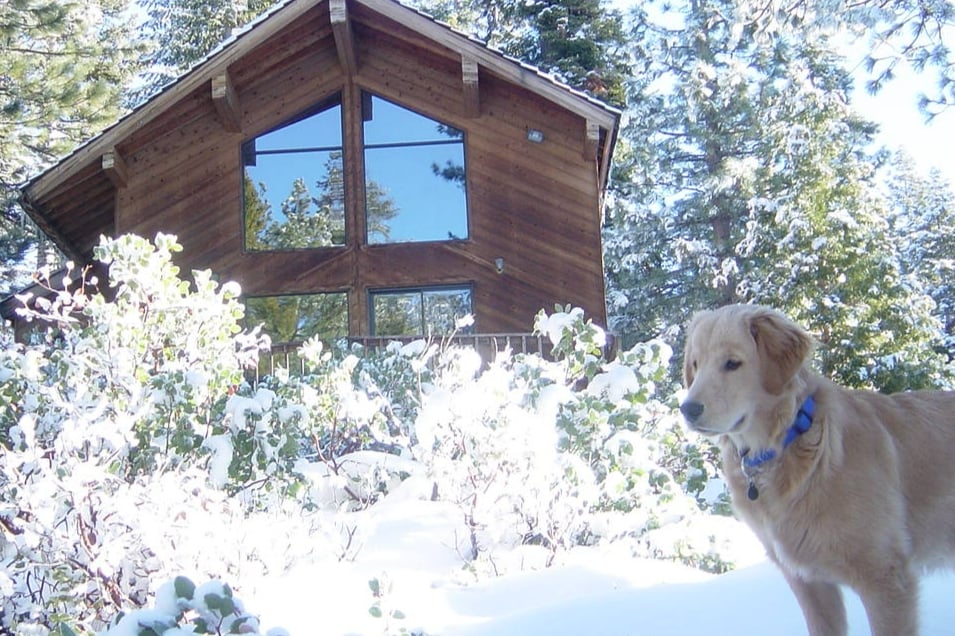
[
  {"x1": 0, "y1": 233, "x2": 736, "y2": 634},
  {"x1": 0, "y1": 235, "x2": 287, "y2": 631},
  {"x1": 99, "y1": 576, "x2": 283, "y2": 636}
]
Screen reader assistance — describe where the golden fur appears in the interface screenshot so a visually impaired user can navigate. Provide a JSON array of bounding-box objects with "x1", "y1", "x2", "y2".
[{"x1": 680, "y1": 304, "x2": 955, "y2": 636}]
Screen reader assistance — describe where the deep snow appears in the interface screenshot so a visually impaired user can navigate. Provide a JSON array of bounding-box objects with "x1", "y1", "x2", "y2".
[{"x1": 247, "y1": 495, "x2": 955, "y2": 635}]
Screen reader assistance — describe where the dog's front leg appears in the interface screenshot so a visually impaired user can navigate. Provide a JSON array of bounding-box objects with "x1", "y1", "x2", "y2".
[
  {"x1": 783, "y1": 572, "x2": 847, "y2": 636},
  {"x1": 853, "y1": 561, "x2": 918, "y2": 636}
]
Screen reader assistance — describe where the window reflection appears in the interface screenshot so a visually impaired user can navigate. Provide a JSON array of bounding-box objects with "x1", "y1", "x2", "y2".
[
  {"x1": 363, "y1": 94, "x2": 468, "y2": 244},
  {"x1": 243, "y1": 96, "x2": 346, "y2": 251},
  {"x1": 370, "y1": 286, "x2": 473, "y2": 336},
  {"x1": 245, "y1": 292, "x2": 348, "y2": 344}
]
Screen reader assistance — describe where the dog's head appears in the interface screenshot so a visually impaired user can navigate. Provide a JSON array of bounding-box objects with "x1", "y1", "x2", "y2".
[{"x1": 680, "y1": 304, "x2": 813, "y2": 436}]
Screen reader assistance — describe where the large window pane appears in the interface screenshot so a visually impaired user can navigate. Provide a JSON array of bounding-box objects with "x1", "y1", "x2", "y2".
[
  {"x1": 371, "y1": 291, "x2": 422, "y2": 337},
  {"x1": 423, "y1": 287, "x2": 473, "y2": 335},
  {"x1": 370, "y1": 286, "x2": 472, "y2": 336},
  {"x1": 245, "y1": 293, "x2": 348, "y2": 344},
  {"x1": 363, "y1": 95, "x2": 468, "y2": 244},
  {"x1": 243, "y1": 98, "x2": 346, "y2": 251}
]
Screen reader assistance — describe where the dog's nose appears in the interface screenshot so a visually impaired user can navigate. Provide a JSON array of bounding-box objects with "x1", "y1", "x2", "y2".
[{"x1": 680, "y1": 400, "x2": 704, "y2": 423}]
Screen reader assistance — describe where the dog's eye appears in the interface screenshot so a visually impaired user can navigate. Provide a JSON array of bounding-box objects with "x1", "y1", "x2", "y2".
[{"x1": 724, "y1": 359, "x2": 742, "y2": 371}]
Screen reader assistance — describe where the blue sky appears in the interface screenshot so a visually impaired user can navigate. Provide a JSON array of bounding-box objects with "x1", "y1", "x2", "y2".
[
  {"x1": 849, "y1": 58, "x2": 955, "y2": 186},
  {"x1": 245, "y1": 95, "x2": 468, "y2": 245}
]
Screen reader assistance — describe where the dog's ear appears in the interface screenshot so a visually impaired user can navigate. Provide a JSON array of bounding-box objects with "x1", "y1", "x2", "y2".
[
  {"x1": 749, "y1": 308, "x2": 813, "y2": 394},
  {"x1": 683, "y1": 312, "x2": 705, "y2": 388},
  {"x1": 683, "y1": 338, "x2": 695, "y2": 388}
]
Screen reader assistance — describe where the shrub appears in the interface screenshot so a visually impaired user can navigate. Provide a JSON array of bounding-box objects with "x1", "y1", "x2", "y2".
[{"x1": 0, "y1": 233, "x2": 735, "y2": 633}]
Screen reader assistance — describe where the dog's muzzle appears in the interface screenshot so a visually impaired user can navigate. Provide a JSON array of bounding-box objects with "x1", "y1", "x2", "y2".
[{"x1": 680, "y1": 400, "x2": 704, "y2": 425}]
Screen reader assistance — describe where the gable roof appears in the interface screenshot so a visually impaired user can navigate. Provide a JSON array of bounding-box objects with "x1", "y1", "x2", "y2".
[{"x1": 18, "y1": 0, "x2": 620, "y2": 264}]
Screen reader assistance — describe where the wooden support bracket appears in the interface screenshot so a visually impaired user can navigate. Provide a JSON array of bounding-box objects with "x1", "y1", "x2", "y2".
[
  {"x1": 331, "y1": 0, "x2": 358, "y2": 75},
  {"x1": 462, "y1": 57, "x2": 480, "y2": 118},
  {"x1": 102, "y1": 150, "x2": 127, "y2": 189},
  {"x1": 584, "y1": 120, "x2": 600, "y2": 162},
  {"x1": 212, "y1": 72, "x2": 242, "y2": 133}
]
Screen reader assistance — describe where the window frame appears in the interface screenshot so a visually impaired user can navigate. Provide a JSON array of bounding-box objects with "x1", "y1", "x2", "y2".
[
  {"x1": 240, "y1": 93, "x2": 347, "y2": 253},
  {"x1": 361, "y1": 91, "x2": 470, "y2": 246}
]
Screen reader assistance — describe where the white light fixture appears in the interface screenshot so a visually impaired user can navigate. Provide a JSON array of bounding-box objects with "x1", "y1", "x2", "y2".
[
  {"x1": 526, "y1": 128, "x2": 544, "y2": 143},
  {"x1": 494, "y1": 257, "x2": 505, "y2": 274}
]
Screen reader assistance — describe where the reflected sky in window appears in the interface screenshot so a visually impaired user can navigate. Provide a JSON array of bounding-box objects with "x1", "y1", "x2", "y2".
[
  {"x1": 363, "y1": 95, "x2": 468, "y2": 244},
  {"x1": 242, "y1": 93, "x2": 469, "y2": 250}
]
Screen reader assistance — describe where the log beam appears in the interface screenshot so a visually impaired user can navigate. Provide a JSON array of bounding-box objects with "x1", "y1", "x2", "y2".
[
  {"x1": 331, "y1": 0, "x2": 358, "y2": 75},
  {"x1": 584, "y1": 120, "x2": 600, "y2": 162},
  {"x1": 102, "y1": 150, "x2": 127, "y2": 189},
  {"x1": 462, "y1": 57, "x2": 480, "y2": 118},
  {"x1": 212, "y1": 72, "x2": 242, "y2": 133}
]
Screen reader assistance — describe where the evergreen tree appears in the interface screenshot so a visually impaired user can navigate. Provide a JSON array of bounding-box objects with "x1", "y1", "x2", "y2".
[
  {"x1": 412, "y1": 0, "x2": 630, "y2": 105},
  {"x1": 729, "y1": 0, "x2": 954, "y2": 114},
  {"x1": 883, "y1": 153, "x2": 955, "y2": 361},
  {"x1": 604, "y1": 0, "x2": 949, "y2": 390},
  {"x1": 131, "y1": 0, "x2": 277, "y2": 104},
  {"x1": 0, "y1": 0, "x2": 141, "y2": 295}
]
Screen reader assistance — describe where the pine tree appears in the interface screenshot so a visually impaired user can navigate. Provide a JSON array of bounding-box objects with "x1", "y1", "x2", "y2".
[
  {"x1": 604, "y1": 0, "x2": 950, "y2": 390},
  {"x1": 883, "y1": 153, "x2": 955, "y2": 362},
  {"x1": 131, "y1": 0, "x2": 277, "y2": 104},
  {"x1": 411, "y1": 0, "x2": 630, "y2": 105},
  {"x1": 0, "y1": 0, "x2": 142, "y2": 295}
]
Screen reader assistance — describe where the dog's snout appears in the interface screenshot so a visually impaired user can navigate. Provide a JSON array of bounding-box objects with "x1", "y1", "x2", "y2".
[{"x1": 680, "y1": 400, "x2": 704, "y2": 423}]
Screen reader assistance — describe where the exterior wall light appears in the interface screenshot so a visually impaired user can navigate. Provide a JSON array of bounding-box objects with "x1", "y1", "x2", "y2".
[
  {"x1": 494, "y1": 257, "x2": 505, "y2": 274},
  {"x1": 526, "y1": 128, "x2": 544, "y2": 143}
]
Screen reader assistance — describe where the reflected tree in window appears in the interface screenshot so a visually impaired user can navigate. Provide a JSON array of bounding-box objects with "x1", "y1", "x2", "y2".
[
  {"x1": 243, "y1": 174, "x2": 270, "y2": 250},
  {"x1": 365, "y1": 178, "x2": 400, "y2": 244},
  {"x1": 246, "y1": 293, "x2": 348, "y2": 344},
  {"x1": 424, "y1": 287, "x2": 472, "y2": 335},
  {"x1": 372, "y1": 292, "x2": 421, "y2": 336},
  {"x1": 370, "y1": 286, "x2": 472, "y2": 336},
  {"x1": 431, "y1": 123, "x2": 466, "y2": 190},
  {"x1": 244, "y1": 154, "x2": 346, "y2": 250},
  {"x1": 242, "y1": 97, "x2": 347, "y2": 251}
]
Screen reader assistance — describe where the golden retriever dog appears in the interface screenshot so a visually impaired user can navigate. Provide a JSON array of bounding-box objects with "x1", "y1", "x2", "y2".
[{"x1": 680, "y1": 304, "x2": 955, "y2": 636}]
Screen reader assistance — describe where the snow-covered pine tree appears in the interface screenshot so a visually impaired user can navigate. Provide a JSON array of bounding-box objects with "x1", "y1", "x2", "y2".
[
  {"x1": 604, "y1": 0, "x2": 950, "y2": 390},
  {"x1": 0, "y1": 0, "x2": 142, "y2": 296}
]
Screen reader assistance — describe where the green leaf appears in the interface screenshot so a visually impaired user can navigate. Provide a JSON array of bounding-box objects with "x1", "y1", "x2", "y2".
[
  {"x1": 174, "y1": 575, "x2": 196, "y2": 600},
  {"x1": 205, "y1": 593, "x2": 223, "y2": 611},
  {"x1": 369, "y1": 605, "x2": 383, "y2": 618},
  {"x1": 219, "y1": 595, "x2": 236, "y2": 616}
]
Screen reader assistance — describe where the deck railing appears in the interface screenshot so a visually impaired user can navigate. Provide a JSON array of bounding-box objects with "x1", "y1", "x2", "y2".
[{"x1": 252, "y1": 332, "x2": 553, "y2": 382}]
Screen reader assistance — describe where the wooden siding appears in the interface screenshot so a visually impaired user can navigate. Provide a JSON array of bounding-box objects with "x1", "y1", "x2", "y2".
[{"x1": 13, "y1": 0, "x2": 616, "y2": 337}]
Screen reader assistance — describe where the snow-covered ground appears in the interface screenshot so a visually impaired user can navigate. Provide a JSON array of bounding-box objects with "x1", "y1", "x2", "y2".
[
  {"x1": 6, "y1": 243, "x2": 953, "y2": 635},
  {"x1": 247, "y1": 495, "x2": 955, "y2": 635}
]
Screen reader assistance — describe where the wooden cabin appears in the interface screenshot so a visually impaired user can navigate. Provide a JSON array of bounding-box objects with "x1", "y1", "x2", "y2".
[{"x1": 2, "y1": 0, "x2": 619, "y2": 352}]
